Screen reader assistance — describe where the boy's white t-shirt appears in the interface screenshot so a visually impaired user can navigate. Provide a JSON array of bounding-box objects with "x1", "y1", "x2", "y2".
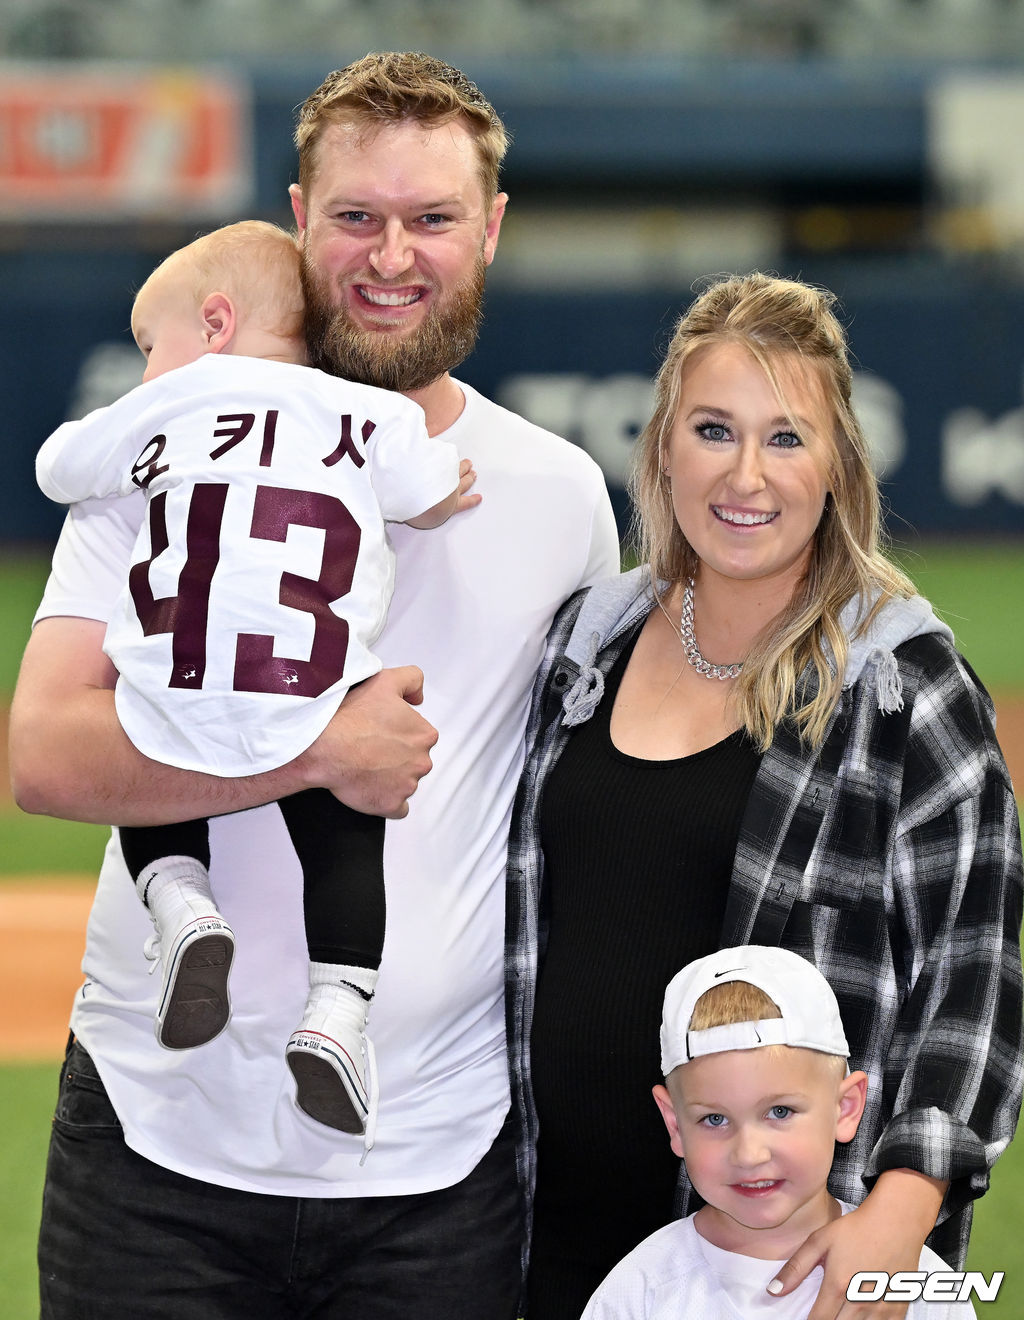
[
  {"x1": 35, "y1": 354, "x2": 459, "y2": 774},
  {"x1": 581, "y1": 1205, "x2": 978, "y2": 1319},
  {"x1": 34, "y1": 379, "x2": 621, "y2": 1197}
]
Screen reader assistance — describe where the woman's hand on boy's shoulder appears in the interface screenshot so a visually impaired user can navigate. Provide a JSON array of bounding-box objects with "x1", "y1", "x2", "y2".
[{"x1": 769, "y1": 1169, "x2": 947, "y2": 1320}]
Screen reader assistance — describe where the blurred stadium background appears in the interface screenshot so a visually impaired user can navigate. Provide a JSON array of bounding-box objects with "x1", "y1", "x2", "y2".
[{"x1": 1, "y1": 0, "x2": 1023, "y2": 1314}]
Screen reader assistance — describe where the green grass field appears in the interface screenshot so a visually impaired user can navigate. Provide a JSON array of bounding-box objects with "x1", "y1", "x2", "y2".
[{"x1": 1, "y1": 541, "x2": 1022, "y2": 1316}]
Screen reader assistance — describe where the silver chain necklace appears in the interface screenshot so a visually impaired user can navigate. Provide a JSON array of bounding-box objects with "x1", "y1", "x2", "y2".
[{"x1": 679, "y1": 578, "x2": 743, "y2": 681}]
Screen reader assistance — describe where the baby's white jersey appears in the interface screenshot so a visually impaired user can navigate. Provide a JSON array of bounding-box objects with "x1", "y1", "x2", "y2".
[
  {"x1": 35, "y1": 379, "x2": 620, "y2": 1198},
  {"x1": 37, "y1": 355, "x2": 458, "y2": 775}
]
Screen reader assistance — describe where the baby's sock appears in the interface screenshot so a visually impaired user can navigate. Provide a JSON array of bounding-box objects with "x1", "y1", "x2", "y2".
[
  {"x1": 308, "y1": 961, "x2": 378, "y2": 1015},
  {"x1": 135, "y1": 855, "x2": 218, "y2": 924}
]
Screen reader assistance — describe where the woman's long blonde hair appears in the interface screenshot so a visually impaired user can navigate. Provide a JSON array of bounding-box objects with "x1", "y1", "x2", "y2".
[{"x1": 629, "y1": 272, "x2": 915, "y2": 750}]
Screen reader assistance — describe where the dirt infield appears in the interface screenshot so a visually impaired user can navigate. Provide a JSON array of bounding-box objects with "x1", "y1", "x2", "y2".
[
  {"x1": 0, "y1": 881, "x2": 93, "y2": 1061},
  {"x1": 2, "y1": 695, "x2": 1023, "y2": 1063},
  {"x1": 994, "y1": 694, "x2": 1024, "y2": 796}
]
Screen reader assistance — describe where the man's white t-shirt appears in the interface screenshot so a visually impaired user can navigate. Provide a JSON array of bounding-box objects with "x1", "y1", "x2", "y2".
[
  {"x1": 36, "y1": 378, "x2": 620, "y2": 1197},
  {"x1": 581, "y1": 1205, "x2": 978, "y2": 1319},
  {"x1": 36, "y1": 355, "x2": 459, "y2": 775}
]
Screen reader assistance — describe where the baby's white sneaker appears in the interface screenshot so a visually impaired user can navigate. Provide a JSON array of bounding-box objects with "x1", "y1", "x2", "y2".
[
  {"x1": 139, "y1": 859, "x2": 235, "y2": 1050},
  {"x1": 286, "y1": 981, "x2": 376, "y2": 1141}
]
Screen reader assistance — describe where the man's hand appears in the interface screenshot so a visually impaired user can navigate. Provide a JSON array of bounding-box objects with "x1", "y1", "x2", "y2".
[
  {"x1": 297, "y1": 666, "x2": 438, "y2": 818},
  {"x1": 768, "y1": 1171, "x2": 947, "y2": 1320}
]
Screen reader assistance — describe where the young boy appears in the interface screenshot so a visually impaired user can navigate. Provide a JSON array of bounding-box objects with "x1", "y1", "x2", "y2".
[
  {"x1": 581, "y1": 946, "x2": 977, "y2": 1318},
  {"x1": 35, "y1": 220, "x2": 474, "y2": 1144}
]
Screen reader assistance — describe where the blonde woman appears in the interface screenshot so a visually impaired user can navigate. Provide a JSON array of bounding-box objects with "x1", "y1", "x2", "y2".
[{"x1": 506, "y1": 273, "x2": 1023, "y2": 1319}]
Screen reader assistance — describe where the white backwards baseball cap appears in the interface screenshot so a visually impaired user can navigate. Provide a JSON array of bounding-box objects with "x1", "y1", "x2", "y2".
[{"x1": 660, "y1": 945, "x2": 850, "y2": 1075}]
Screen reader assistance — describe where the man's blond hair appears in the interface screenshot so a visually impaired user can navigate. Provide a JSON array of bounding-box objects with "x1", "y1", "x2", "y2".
[{"x1": 294, "y1": 52, "x2": 508, "y2": 202}]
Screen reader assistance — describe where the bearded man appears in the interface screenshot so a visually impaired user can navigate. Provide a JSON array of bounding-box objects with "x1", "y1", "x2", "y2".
[{"x1": 13, "y1": 52, "x2": 619, "y2": 1319}]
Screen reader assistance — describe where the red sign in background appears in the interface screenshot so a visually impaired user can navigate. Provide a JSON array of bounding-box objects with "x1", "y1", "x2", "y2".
[{"x1": 0, "y1": 64, "x2": 252, "y2": 217}]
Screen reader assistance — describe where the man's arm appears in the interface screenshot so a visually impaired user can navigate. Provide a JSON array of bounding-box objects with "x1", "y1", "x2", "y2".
[{"x1": 9, "y1": 616, "x2": 437, "y2": 825}]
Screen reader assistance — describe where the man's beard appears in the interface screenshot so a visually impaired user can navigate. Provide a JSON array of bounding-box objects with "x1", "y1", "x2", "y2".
[{"x1": 300, "y1": 249, "x2": 486, "y2": 393}]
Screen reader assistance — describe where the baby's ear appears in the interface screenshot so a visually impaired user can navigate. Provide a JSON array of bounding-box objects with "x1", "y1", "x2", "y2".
[
  {"x1": 652, "y1": 1083, "x2": 686, "y2": 1160},
  {"x1": 200, "y1": 292, "x2": 236, "y2": 352},
  {"x1": 835, "y1": 1069, "x2": 868, "y2": 1144}
]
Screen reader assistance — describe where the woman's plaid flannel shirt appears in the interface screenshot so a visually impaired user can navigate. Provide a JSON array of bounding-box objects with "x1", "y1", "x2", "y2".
[{"x1": 505, "y1": 570, "x2": 1023, "y2": 1275}]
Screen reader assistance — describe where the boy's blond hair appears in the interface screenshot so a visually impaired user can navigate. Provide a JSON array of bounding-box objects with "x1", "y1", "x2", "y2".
[
  {"x1": 686, "y1": 979, "x2": 845, "y2": 1079},
  {"x1": 688, "y1": 979, "x2": 782, "y2": 1032}
]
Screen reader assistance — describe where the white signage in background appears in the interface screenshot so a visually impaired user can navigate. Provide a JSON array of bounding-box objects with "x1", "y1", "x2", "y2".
[
  {"x1": 850, "y1": 373, "x2": 907, "y2": 478},
  {"x1": 943, "y1": 402, "x2": 1024, "y2": 506},
  {"x1": 64, "y1": 344, "x2": 144, "y2": 421},
  {"x1": 0, "y1": 63, "x2": 252, "y2": 219},
  {"x1": 499, "y1": 373, "x2": 655, "y2": 488}
]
